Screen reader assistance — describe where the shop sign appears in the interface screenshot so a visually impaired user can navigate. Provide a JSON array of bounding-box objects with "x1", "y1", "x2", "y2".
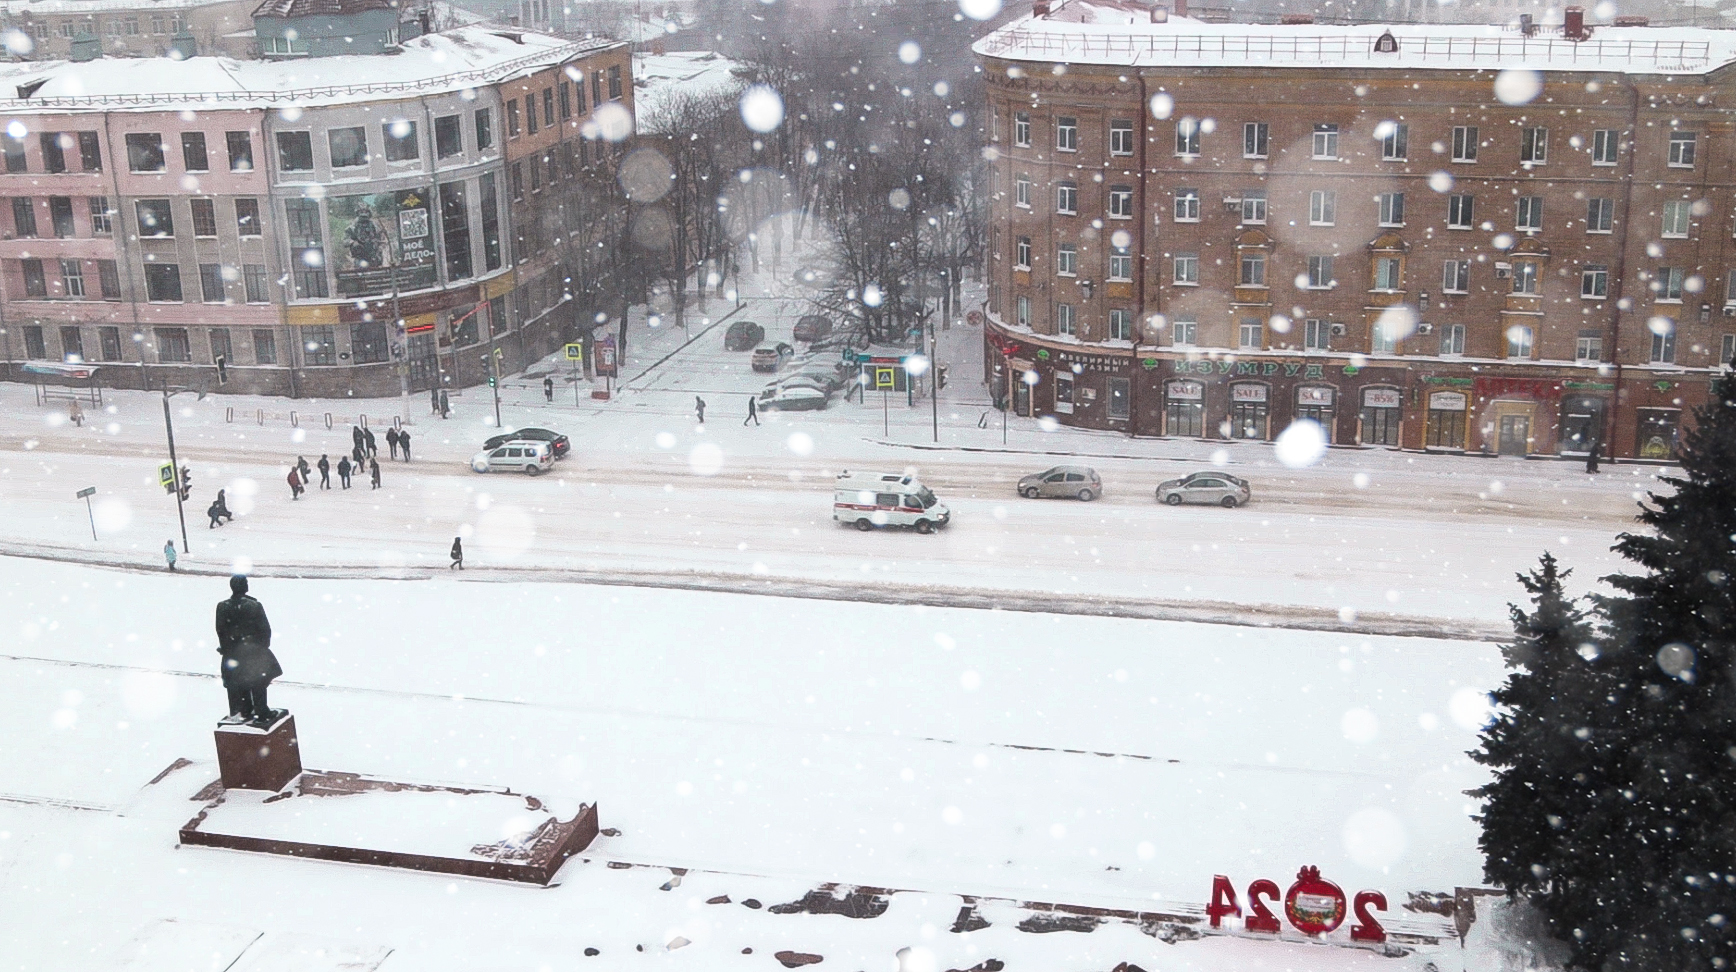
[
  {"x1": 1429, "y1": 391, "x2": 1468, "y2": 410},
  {"x1": 1563, "y1": 381, "x2": 1615, "y2": 391},
  {"x1": 1423, "y1": 375, "x2": 1474, "y2": 387},
  {"x1": 1362, "y1": 387, "x2": 1402, "y2": 408},
  {"x1": 1232, "y1": 383, "x2": 1269, "y2": 403},
  {"x1": 1167, "y1": 379, "x2": 1204, "y2": 401},
  {"x1": 1141, "y1": 358, "x2": 1161, "y2": 370},
  {"x1": 1208, "y1": 867, "x2": 1388, "y2": 944},
  {"x1": 329, "y1": 187, "x2": 437, "y2": 298},
  {"x1": 1297, "y1": 386, "x2": 1335, "y2": 406},
  {"x1": 1175, "y1": 359, "x2": 1326, "y2": 379}
]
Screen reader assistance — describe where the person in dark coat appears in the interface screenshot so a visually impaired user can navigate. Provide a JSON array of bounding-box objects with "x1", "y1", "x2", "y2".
[
  {"x1": 363, "y1": 427, "x2": 377, "y2": 458},
  {"x1": 369, "y1": 457, "x2": 382, "y2": 489},
  {"x1": 695, "y1": 396, "x2": 706, "y2": 424},
  {"x1": 351, "y1": 425, "x2": 365, "y2": 455},
  {"x1": 215, "y1": 575, "x2": 283, "y2": 726},
  {"x1": 450, "y1": 536, "x2": 464, "y2": 570},
  {"x1": 430, "y1": 387, "x2": 441, "y2": 415},
  {"x1": 744, "y1": 395, "x2": 759, "y2": 426},
  {"x1": 317, "y1": 454, "x2": 331, "y2": 489},
  {"x1": 211, "y1": 489, "x2": 233, "y2": 524},
  {"x1": 543, "y1": 377, "x2": 554, "y2": 402},
  {"x1": 352, "y1": 442, "x2": 366, "y2": 468},
  {"x1": 439, "y1": 390, "x2": 450, "y2": 419},
  {"x1": 287, "y1": 467, "x2": 303, "y2": 500},
  {"x1": 337, "y1": 456, "x2": 352, "y2": 488},
  {"x1": 399, "y1": 429, "x2": 412, "y2": 461},
  {"x1": 296, "y1": 456, "x2": 311, "y2": 483},
  {"x1": 1586, "y1": 437, "x2": 1602, "y2": 474},
  {"x1": 386, "y1": 427, "x2": 401, "y2": 460}
]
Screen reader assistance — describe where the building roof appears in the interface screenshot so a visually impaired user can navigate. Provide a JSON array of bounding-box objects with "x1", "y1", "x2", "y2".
[
  {"x1": 632, "y1": 49, "x2": 741, "y2": 119},
  {"x1": 0, "y1": 0, "x2": 244, "y2": 15},
  {"x1": 973, "y1": 0, "x2": 1736, "y2": 74},
  {"x1": 251, "y1": 0, "x2": 393, "y2": 18},
  {"x1": 0, "y1": 26, "x2": 622, "y2": 112}
]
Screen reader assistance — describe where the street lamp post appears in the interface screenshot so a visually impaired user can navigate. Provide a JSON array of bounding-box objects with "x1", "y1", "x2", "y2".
[{"x1": 159, "y1": 386, "x2": 203, "y2": 554}]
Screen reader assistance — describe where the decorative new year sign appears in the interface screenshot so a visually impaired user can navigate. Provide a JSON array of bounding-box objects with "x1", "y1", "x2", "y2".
[{"x1": 1206, "y1": 866, "x2": 1387, "y2": 944}]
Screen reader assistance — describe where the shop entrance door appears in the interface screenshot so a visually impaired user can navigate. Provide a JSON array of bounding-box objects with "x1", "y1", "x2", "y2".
[
  {"x1": 407, "y1": 332, "x2": 441, "y2": 392},
  {"x1": 1013, "y1": 378, "x2": 1031, "y2": 417},
  {"x1": 1559, "y1": 397, "x2": 1606, "y2": 454},
  {"x1": 1498, "y1": 415, "x2": 1530, "y2": 456}
]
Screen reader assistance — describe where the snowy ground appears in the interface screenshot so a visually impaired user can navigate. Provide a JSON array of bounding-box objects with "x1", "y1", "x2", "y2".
[{"x1": 0, "y1": 267, "x2": 1634, "y2": 969}]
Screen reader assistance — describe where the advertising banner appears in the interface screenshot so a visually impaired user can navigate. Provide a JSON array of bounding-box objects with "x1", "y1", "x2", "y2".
[{"x1": 329, "y1": 188, "x2": 436, "y2": 298}]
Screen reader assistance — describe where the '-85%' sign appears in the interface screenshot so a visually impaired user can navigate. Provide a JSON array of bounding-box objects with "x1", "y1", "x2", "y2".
[{"x1": 1208, "y1": 866, "x2": 1388, "y2": 944}]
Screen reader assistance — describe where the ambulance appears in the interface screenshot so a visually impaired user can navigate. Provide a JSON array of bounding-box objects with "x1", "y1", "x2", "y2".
[{"x1": 832, "y1": 471, "x2": 951, "y2": 534}]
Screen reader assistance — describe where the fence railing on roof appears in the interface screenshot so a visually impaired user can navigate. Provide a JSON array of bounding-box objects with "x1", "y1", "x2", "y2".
[{"x1": 976, "y1": 29, "x2": 1714, "y2": 69}]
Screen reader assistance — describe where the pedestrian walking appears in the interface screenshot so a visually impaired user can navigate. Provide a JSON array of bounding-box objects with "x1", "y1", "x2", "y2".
[
  {"x1": 399, "y1": 429, "x2": 412, "y2": 461},
  {"x1": 543, "y1": 376, "x2": 554, "y2": 402},
  {"x1": 439, "y1": 390, "x2": 450, "y2": 419},
  {"x1": 386, "y1": 427, "x2": 401, "y2": 460},
  {"x1": 317, "y1": 454, "x2": 331, "y2": 489},
  {"x1": 695, "y1": 396, "x2": 706, "y2": 424},
  {"x1": 449, "y1": 536, "x2": 464, "y2": 570},
  {"x1": 1586, "y1": 438, "x2": 1602, "y2": 474},
  {"x1": 337, "y1": 456, "x2": 352, "y2": 488},
  {"x1": 363, "y1": 427, "x2": 377, "y2": 458},
  {"x1": 287, "y1": 467, "x2": 303, "y2": 500},
  {"x1": 351, "y1": 425, "x2": 365, "y2": 456},
  {"x1": 352, "y1": 443, "x2": 365, "y2": 468},
  {"x1": 164, "y1": 541, "x2": 178, "y2": 571},
  {"x1": 296, "y1": 456, "x2": 311, "y2": 483},
  {"x1": 369, "y1": 457, "x2": 381, "y2": 490},
  {"x1": 430, "y1": 387, "x2": 441, "y2": 415},
  {"x1": 744, "y1": 395, "x2": 760, "y2": 426},
  {"x1": 207, "y1": 489, "x2": 232, "y2": 529},
  {"x1": 68, "y1": 399, "x2": 84, "y2": 427}
]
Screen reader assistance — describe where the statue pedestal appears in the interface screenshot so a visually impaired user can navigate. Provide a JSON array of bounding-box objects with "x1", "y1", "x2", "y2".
[{"x1": 214, "y1": 713, "x2": 302, "y2": 792}]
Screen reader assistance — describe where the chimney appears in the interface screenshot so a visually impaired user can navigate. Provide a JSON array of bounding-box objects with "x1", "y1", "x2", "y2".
[
  {"x1": 418, "y1": 9, "x2": 431, "y2": 33},
  {"x1": 1150, "y1": 5, "x2": 1166, "y2": 22},
  {"x1": 1614, "y1": 15, "x2": 1649, "y2": 26},
  {"x1": 1280, "y1": 13, "x2": 1314, "y2": 24},
  {"x1": 1563, "y1": 6, "x2": 1587, "y2": 40},
  {"x1": 1174, "y1": 0, "x2": 1187, "y2": 17},
  {"x1": 1032, "y1": 0, "x2": 1049, "y2": 17},
  {"x1": 1519, "y1": 13, "x2": 1537, "y2": 36}
]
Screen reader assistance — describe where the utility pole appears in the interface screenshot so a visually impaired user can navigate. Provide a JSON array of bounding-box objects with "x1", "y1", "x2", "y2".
[
  {"x1": 161, "y1": 390, "x2": 191, "y2": 553},
  {"x1": 390, "y1": 242, "x2": 408, "y2": 425}
]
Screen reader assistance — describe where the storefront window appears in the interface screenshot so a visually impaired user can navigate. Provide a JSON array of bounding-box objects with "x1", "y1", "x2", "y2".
[
  {"x1": 1636, "y1": 409, "x2": 1680, "y2": 460},
  {"x1": 1165, "y1": 380, "x2": 1203, "y2": 437},
  {"x1": 1559, "y1": 396, "x2": 1606, "y2": 455},
  {"x1": 1360, "y1": 387, "x2": 1402, "y2": 446},
  {"x1": 1054, "y1": 372, "x2": 1074, "y2": 414},
  {"x1": 1426, "y1": 390, "x2": 1467, "y2": 448},
  {"x1": 1295, "y1": 386, "x2": 1335, "y2": 441},
  {"x1": 1229, "y1": 383, "x2": 1268, "y2": 439},
  {"x1": 1106, "y1": 378, "x2": 1130, "y2": 421}
]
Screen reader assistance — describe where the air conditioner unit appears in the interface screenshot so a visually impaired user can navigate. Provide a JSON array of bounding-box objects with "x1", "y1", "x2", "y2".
[
  {"x1": 1222, "y1": 196, "x2": 1242, "y2": 205},
  {"x1": 1494, "y1": 263, "x2": 1512, "y2": 279},
  {"x1": 1417, "y1": 322, "x2": 1434, "y2": 335},
  {"x1": 1329, "y1": 322, "x2": 1347, "y2": 336},
  {"x1": 1724, "y1": 304, "x2": 1735, "y2": 317}
]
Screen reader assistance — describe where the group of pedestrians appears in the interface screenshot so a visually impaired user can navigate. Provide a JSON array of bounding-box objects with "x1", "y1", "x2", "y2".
[
  {"x1": 430, "y1": 388, "x2": 451, "y2": 419},
  {"x1": 285, "y1": 424, "x2": 411, "y2": 500},
  {"x1": 693, "y1": 395, "x2": 759, "y2": 427}
]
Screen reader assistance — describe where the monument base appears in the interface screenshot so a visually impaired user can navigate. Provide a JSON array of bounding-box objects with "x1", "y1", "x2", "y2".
[{"x1": 214, "y1": 713, "x2": 302, "y2": 792}]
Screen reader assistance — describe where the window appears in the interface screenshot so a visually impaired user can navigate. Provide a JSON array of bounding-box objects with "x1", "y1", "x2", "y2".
[
  {"x1": 209, "y1": 328, "x2": 232, "y2": 366},
  {"x1": 1586, "y1": 197, "x2": 1613, "y2": 233},
  {"x1": 40, "y1": 132, "x2": 66, "y2": 173},
  {"x1": 510, "y1": 162, "x2": 523, "y2": 201},
  {"x1": 1312, "y1": 123, "x2": 1338, "y2": 159},
  {"x1": 1452, "y1": 125, "x2": 1478, "y2": 162},
  {"x1": 1512, "y1": 261, "x2": 1539, "y2": 295},
  {"x1": 1380, "y1": 122, "x2": 1408, "y2": 160},
  {"x1": 125, "y1": 133, "x2": 164, "y2": 172},
  {"x1": 479, "y1": 171, "x2": 501, "y2": 272},
  {"x1": 1056, "y1": 303, "x2": 1075, "y2": 336},
  {"x1": 1109, "y1": 119, "x2": 1134, "y2": 156},
  {"x1": 608, "y1": 65, "x2": 622, "y2": 99},
  {"x1": 135, "y1": 199, "x2": 172, "y2": 237},
  {"x1": 328, "y1": 127, "x2": 368, "y2": 168},
  {"x1": 1057, "y1": 116, "x2": 1077, "y2": 151},
  {"x1": 1238, "y1": 318, "x2": 1264, "y2": 349},
  {"x1": 1442, "y1": 259, "x2": 1469, "y2": 293},
  {"x1": 1592, "y1": 129, "x2": 1618, "y2": 165},
  {"x1": 1576, "y1": 332, "x2": 1604, "y2": 362},
  {"x1": 1724, "y1": 333, "x2": 1736, "y2": 366},
  {"x1": 1655, "y1": 267, "x2": 1685, "y2": 302},
  {"x1": 285, "y1": 198, "x2": 326, "y2": 298},
  {"x1": 1173, "y1": 253, "x2": 1198, "y2": 285},
  {"x1": 475, "y1": 108, "x2": 493, "y2": 150},
  {"x1": 97, "y1": 260, "x2": 119, "y2": 299},
  {"x1": 21, "y1": 258, "x2": 45, "y2": 297},
  {"x1": 529, "y1": 156, "x2": 542, "y2": 193},
  {"x1": 60, "y1": 259, "x2": 84, "y2": 297},
  {"x1": 78, "y1": 131, "x2": 101, "y2": 171},
  {"x1": 1520, "y1": 126, "x2": 1548, "y2": 164},
  {"x1": 1306, "y1": 255, "x2": 1334, "y2": 289},
  {"x1": 1056, "y1": 243, "x2": 1076, "y2": 276},
  {"x1": 592, "y1": 71, "x2": 602, "y2": 106},
  {"x1": 1243, "y1": 122, "x2": 1268, "y2": 159},
  {"x1": 1108, "y1": 185, "x2": 1133, "y2": 219},
  {"x1": 382, "y1": 121, "x2": 419, "y2": 162},
  {"x1": 99, "y1": 326, "x2": 121, "y2": 360},
  {"x1": 436, "y1": 115, "x2": 463, "y2": 158},
  {"x1": 1013, "y1": 111, "x2": 1030, "y2": 147},
  {"x1": 1517, "y1": 196, "x2": 1543, "y2": 232},
  {"x1": 1016, "y1": 295, "x2": 1030, "y2": 327},
  {"x1": 1650, "y1": 325, "x2": 1676, "y2": 363},
  {"x1": 1, "y1": 134, "x2": 24, "y2": 173},
  {"x1": 1107, "y1": 377, "x2": 1131, "y2": 420},
  {"x1": 198, "y1": 263, "x2": 225, "y2": 302},
  {"x1": 156, "y1": 328, "x2": 191, "y2": 363},
  {"x1": 1582, "y1": 265, "x2": 1609, "y2": 299},
  {"x1": 1309, "y1": 190, "x2": 1335, "y2": 225},
  {"x1": 1015, "y1": 235, "x2": 1031, "y2": 268},
  {"x1": 123, "y1": 17, "x2": 137, "y2": 35},
  {"x1": 1239, "y1": 252, "x2": 1266, "y2": 287},
  {"x1": 1056, "y1": 180, "x2": 1077, "y2": 215},
  {"x1": 543, "y1": 88, "x2": 555, "y2": 127},
  {"x1": 1377, "y1": 192, "x2": 1405, "y2": 226},
  {"x1": 1669, "y1": 131, "x2": 1697, "y2": 168},
  {"x1": 1240, "y1": 190, "x2": 1266, "y2": 224},
  {"x1": 1502, "y1": 325, "x2": 1533, "y2": 359},
  {"x1": 21, "y1": 324, "x2": 44, "y2": 357},
  {"x1": 1304, "y1": 319, "x2": 1332, "y2": 351},
  {"x1": 190, "y1": 198, "x2": 217, "y2": 237},
  {"x1": 144, "y1": 263, "x2": 182, "y2": 301},
  {"x1": 1175, "y1": 118, "x2": 1199, "y2": 156},
  {"x1": 1373, "y1": 256, "x2": 1401, "y2": 291},
  {"x1": 1174, "y1": 188, "x2": 1200, "y2": 222},
  {"x1": 1447, "y1": 194, "x2": 1474, "y2": 229},
  {"x1": 1172, "y1": 317, "x2": 1197, "y2": 345},
  {"x1": 439, "y1": 181, "x2": 472, "y2": 280},
  {"x1": 223, "y1": 130, "x2": 252, "y2": 171},
  {"x1": 243, "y1": 263, "x2": 268, "y2": 303},
  {"x1": 180, "y1": 132, "x2": 208, "y2": 171},
  {"x1": 1109, "y1": 246, "x2": 1132, "y2": 281},
  {"x1": 303, "y1": 325, "x2": 336, "y2": 366},
  {"x1": 1440, "y1": 323, "x2": 1466, "y2": 355},
  {"x1": 1014, "y1": 175, "x2": 1030, "y2": 208},
  {"x1": 1662, "y1": 200, "x2": 1691, "y2": 238},
  {"x1": 351, "y1": 321, "x2": 389, "y2": 364},
  {"x1": 1109, "y1": 308, "x2": 1132, "y2": 341},
  {"x1": 253, "y1": 329, "x2": 277, "y2": 364},
  {"x1": 1372, "y1": 321, "x2": 1399, "y2": 354},
  {"x1": 277, "y1": 131, "x2": 313, "y2": 171},
  {"x1": 559, "y1": 81, "x2": 571, "y2": 119},
  {"x1": 9, "y1": 197, "x2": 34, "y2": 238},
  {"x1": 234, "y1": 198, "x2": 260, "y2": 237},
  {"x1": 88, "y1": 197, "x2": 110, "y2": 235}
]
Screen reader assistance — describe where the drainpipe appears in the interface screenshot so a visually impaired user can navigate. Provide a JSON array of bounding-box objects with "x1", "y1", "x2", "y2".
[
  {"x1": 1130, "y1": 69, "x2": 1149, "y2": 438},
  {"x1": 104, "y1": 111, "x2": 148, "y2": 391},
  {"x1": 1603, "y1": 76, "x2": 1640, "y2": 462}
]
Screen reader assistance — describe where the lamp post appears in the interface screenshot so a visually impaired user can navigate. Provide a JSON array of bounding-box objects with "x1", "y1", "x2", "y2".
[{"x1": 159, "y1": 385, "x2": 204, "y2": 554}]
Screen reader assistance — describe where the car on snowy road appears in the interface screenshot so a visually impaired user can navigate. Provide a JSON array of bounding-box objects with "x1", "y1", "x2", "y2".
[
  {"x1": 724, "y1": 320, "x2": 765, "y2": 351},
  {"x1": 1155, "y1": 472, "x2": 1251, "y2": 508},
  {"x1": 794, "y1": 315, "x2": 833, "y2": 343},
  {"x1": 758, "y1": 384, "x2": 830, "y2": 411},
  {"x1": 1017, "y1": 465, "x2": 1102, "y2": 501},
  {"x1": 470, "y1": 440, "x2": 555, "y2": 476},
  {"x1": 483, "y1": 427, "x2": 570, "y2": 459},
  {"x1": 751, "y1": 343, "x2": 794, "y2": 372}
]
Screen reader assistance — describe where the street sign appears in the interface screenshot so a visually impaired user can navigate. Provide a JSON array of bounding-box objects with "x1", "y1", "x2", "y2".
[
  {"x1": 76, "y1": 486, "x2": 95, "y2": 499},
  {"x1": 158, "y1": 462, "x2": 175, "y2": 490},
  {"x1": 564, "y1": 343, "x2": 583, "y2": 360},
  {"x1": 76, "y1": 486, "x2": 97, "y2": 540},
  {"x1": 596, "y1": 334, "x2": 618, "y2": 378}
]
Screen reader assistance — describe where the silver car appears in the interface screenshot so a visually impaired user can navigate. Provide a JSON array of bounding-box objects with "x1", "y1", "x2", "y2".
[
  {"x1": 1017, "y1": 465, "x2": 1101, "y2": 501},
  {"x1": 1156, "y1": 472, "x2": 1251, "y2": 508}
]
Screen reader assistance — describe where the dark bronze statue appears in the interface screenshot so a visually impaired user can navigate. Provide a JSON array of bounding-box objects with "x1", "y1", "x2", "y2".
[{"x1": 215, "y1": 575, "x2": 284, "y2": 726}]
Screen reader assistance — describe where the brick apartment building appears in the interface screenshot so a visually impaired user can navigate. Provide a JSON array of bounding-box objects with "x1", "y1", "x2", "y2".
[{"x1": 975, "y1": 2, "x2": 1736, "y2": 459}]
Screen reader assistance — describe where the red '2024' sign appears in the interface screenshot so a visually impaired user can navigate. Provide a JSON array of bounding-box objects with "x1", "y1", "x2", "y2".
[{"x1": 1208, "y1": 866, "x2": 1388, "y2": 944}]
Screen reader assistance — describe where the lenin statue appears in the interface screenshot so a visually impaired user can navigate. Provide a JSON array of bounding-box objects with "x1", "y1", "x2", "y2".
[{"x1": 215, "y1": 575, "x2": 284, "y2": 726}]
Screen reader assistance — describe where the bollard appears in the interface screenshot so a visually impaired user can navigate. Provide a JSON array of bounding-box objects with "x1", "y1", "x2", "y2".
[
  {"x1": 256, "y1": 408, "x2": 265, "y2": 426},
  {"x1": 359, "y1": 414, "x2": 368, "y2": 430},
  {"x1": 290, "y1": 411, "x2": 298, "y2": 428},
  {"x1": 324, "y1": 412, "x2": 333, "y2": 430},
  {"x1": 393, "y1": 415, "x2": 403, "y2": 430},
  {"x1": 225, "y1": 406, "x2": 234, "y2": 423}
]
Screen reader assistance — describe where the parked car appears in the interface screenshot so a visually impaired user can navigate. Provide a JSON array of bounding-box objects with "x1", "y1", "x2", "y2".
[
  {"x1": 758, "y1": 385, "x2": 830, "y2": 411},
  {"x1": 774, "y1": 375, "x2": 834, "y2": 394},
  {"x1": 724, "y1": 320, "x2": 765, "y2": 351},
  {"x1": 751, "y1": 343, "x2": 794, "y2": 372},
  {"x1": 833, "y1": 470, "x2": 950, "y2": 533},
  {"x1": 483, "y1": 427, "x2": 570, "y2": 458},
  {"x1": 1017, "y1": 465, "x2": 1102, "y2": 501},
  {"x1": 470, "y1": 440, "x2": 555, "y2": 476},
  {"x1": 1155, "y1": 472, "x2": 1251, "y2": 508},
  {"x1": 791, "y1": 362, "x2": 848, "y2": 392},
  {"x1": 794, "y1": 315, "x2": 833, "y2": 343}
]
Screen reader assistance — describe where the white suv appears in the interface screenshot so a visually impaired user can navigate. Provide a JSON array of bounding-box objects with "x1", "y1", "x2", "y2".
[{"x1": 470, "y1": 440, "x2": 554, "y2": 475}]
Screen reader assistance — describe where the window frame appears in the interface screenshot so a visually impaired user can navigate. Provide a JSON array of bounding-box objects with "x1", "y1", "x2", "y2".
[
  {"x1": 1175, "y1": 118, "x2": 1200, "y2": 157},
  {"x1": 1373, "y1": 256, "x2": 1402, "y2": 292},
  {"x1": 1661, "y1": 200, "x2": 1691, "y2": 238},
  {"x1": 1173, "y1": 252, "x2": 1198, "y2": 286},
  {"x1": 1447, "y1": 194, "x2": 1474, "y2": 230},
  {"x1": 1311, "y1": 123, "x2": 1339, "y2": 160},
  {"x1": 1377, "y1": 191, "x2": 1405, "y2": 227},
  {"x1": 1520, "y1": 126, "x2": 1548, "y2": 165},
  {"x1": 1581, "y1": 265, "x2": 1609, "y2": 299},
  {"x1": 1055, "y1": 180, "x2": 1077, "y2": 216},
  {"x1": 1056, "y1": 116, "x2": 1078, "y2": 153},
  {"x1": 1014, "y1": 235, "x2": 1031, "y2": 270},
  {"x1": 1380, "y1": 122, "x2": 1408, "y2": 161},
  {"x1": 1306, "y1": 254, "x2": 1334, "y2": 289},
  {"x1": 1586, "y1": 197, "x2": 1613, "y2": 234},
  {"x1": 1242, "y1": 121, "x2": 1268, "y2": 159},
  {"x1": 1668, "y1": 131, "x2": 1697, "y2": 168},
  {"x1": 1109, "y1": 119, "x2": 1134, "y2": 156},
  {"x1": 1013, "y1": 111, "x2": 1031, "y2": 147},
  {"x1": 1056, "y1": 242, "x2": 1077, "y2": 277},
  {"x1": 1592, "y1": 129, "x2": 1618, "y2": 165},
  {"x1": 1451, "y1": 125, "x2": 1478, "y2": 163},
  {"x1": 1238, "y1": 251, "x2": 1267, "y2": 288},
  {"x1": 1108, "y1": 185, "x2": 1133, "y2": 219},
  {"x1": 327, "y1": 126, "x2": 369, "y2": 169},
  {"x1": 1174, "y1": 188, "x2": 1200, "y2": 223},
  {"x1": 1442, "y1": 259, "x2": 1469, "y2": 294},
  {"x1": 1308, "y1": 189, "x2": 1336, "y2": 226},
  {"x1": 276, "y1": 131, "x2": 314, "y2": 172},
  {"x1": 1240, "y1": 190, "x2": 1266, "y2": 225},
  {"x1": 1516, "y1": 195, "x2": 1543, "y2": 233}
]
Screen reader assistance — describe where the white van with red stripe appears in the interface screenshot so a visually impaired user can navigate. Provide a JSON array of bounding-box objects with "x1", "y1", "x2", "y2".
[{"x1": 833, "y1": 471, "x2": 951, "y2": 534}]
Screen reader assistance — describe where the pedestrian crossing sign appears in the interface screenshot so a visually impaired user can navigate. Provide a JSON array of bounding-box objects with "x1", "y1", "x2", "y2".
[{"x1": 564, "y1": 343, "x2": 583, "y2": 360}]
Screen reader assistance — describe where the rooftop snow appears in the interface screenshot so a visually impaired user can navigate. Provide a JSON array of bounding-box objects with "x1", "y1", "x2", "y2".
[
  {"x1": 0, "y1": 27, "x2": 621, "y2": 112},
  {"x1": 0, "y1": 0, "x2": 242, "y2": 14},
  {"x1": 251, "y1": 0, "x2": 394, "y2": 18},
  {"x1": 631, "y1": 50, "x2": 744, "y2": 125},
  {"x1": 974, "y1": 2, "x2": 1736, "y2": 74}
]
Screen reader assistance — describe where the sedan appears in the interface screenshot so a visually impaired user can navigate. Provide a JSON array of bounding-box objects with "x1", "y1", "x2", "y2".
[
  {"x1": 751, "y1": 343, "x2": 794, "y2": 372},
  {"x1": 484, "y1": 427, "x2": 570, "y2": 458},
  {"x1": 1018, "y1": 465, "x2": 1101, "y2": 501},
  {"x1": 1156, "y1": 472, "x2": 1251, "y2": 508},
  {"x1": 758, "y1": 385, "x2": 830, "y2": 411}
]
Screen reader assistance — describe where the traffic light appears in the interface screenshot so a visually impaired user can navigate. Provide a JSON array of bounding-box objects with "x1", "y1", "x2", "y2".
[
  {"x1": 215, "y1": 353, "x2": 228, "y2": 385},
  {"x1": 937, "y1": 365, "x2": 948, "y2": 391},
  {"x1": 178, "y1": 466, "x2": 192, "y2": 501},
  {"x1": 488, "y1": 375, "x2": 497, "y2": 388}
]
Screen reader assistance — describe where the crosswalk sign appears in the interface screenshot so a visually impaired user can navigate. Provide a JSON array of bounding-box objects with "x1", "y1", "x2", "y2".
[{"x1": 564, "y1": 343, "x2": 583, "y2": 360}]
